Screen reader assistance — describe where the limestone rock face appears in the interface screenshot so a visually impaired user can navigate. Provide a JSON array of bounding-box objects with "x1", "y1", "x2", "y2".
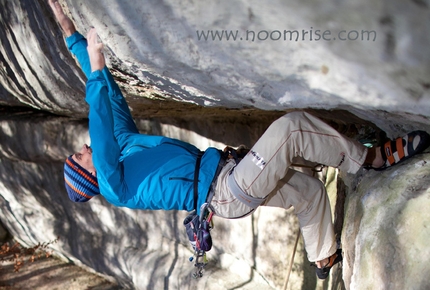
[
  {"x1": 1, "y1": 0, "x2": 429, "y2": 127},
  {"x1": 342, "y1": 155, "x2": 430, "y2": 290},
  {"x1": 0, "y1": 0, "x2": 429, "y2": 289}
]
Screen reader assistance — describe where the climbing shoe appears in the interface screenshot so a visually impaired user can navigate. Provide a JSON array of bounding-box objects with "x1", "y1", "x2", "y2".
[
  {"x1": 312, "y1": 248, "x2": 342, "y2": 280},
  {"x1": 368, "y1": 130, "x2": 430, "y2": 171}
]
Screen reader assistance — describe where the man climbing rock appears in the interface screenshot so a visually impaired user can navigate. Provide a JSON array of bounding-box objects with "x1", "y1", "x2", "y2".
[{"x1": 49, "y1": 0, "x2": 430, "y2": 280}]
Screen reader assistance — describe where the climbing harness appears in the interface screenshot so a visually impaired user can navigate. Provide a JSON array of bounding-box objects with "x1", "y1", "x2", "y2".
[
  {"x1": 227, "y1": 169, "x2": 267, "y2": 208},
  {"x1": 184, "y1": 146, "x2": 245, "y2": 278},
  {"x1": 183, "y1": 149, "x2": 224, "y2": 279}
]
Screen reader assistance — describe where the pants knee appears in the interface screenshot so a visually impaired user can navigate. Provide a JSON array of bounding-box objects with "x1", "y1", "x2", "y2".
[{"x1": 296, "y1": 178, "x2": 327, "y2": 216}]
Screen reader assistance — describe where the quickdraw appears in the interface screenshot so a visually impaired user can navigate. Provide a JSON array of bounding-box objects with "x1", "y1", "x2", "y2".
[{"x1": 190, "y1": 249, "x2": 208, "y2": 279}]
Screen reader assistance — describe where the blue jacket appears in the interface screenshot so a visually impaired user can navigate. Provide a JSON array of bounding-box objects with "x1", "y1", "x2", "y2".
[{"x1": 66, "y1": 32, "x2": 221, "y2": 213}]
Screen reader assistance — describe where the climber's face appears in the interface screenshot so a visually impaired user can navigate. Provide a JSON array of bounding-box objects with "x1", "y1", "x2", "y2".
[{"x1": 72, "y1": 144, "x2": 97, "y2": 176}]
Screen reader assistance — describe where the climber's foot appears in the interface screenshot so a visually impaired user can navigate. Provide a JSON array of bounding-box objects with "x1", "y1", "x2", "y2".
[{"x1": 312, "y1": 249, "x2": 342, "y2": 280}]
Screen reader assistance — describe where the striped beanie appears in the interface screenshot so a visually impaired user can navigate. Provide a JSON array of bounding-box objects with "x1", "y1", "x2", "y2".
[{"x1": 64, "y1": 156, "x2": 100, "y2": 202}]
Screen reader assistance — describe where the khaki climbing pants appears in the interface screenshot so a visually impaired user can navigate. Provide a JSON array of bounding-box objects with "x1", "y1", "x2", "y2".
[{"x1": 210, "y1": 111, "x2": 367, "y2": 262}]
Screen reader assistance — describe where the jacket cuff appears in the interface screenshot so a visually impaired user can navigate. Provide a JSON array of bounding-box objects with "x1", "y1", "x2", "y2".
[
  {"x1": 88, "y1": 69, "x2": 104, "y2": 80},
  {"x1": 65, "y1": 32, "x2": 85, "y2": 50}
]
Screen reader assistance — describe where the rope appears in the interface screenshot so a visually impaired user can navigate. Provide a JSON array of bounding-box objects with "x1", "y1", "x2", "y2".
[{"x1": 282, "y1": 229, "x2": 300, "y2": 290}]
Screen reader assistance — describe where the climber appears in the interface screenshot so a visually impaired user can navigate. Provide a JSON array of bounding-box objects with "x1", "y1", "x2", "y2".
[{"x1": 49, "y1": 0, "x2": 430, "y2": 280}]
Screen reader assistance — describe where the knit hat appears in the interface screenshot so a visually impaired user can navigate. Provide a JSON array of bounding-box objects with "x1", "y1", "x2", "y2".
[{"x1": 64, "y1": 156, "x2": 100, "y2": 202}]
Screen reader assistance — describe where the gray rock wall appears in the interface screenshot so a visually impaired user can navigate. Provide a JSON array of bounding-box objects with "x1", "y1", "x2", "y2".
[
  {"x1": 342, "y1": 154, "x2": 430, "y2": 290},
  {"x1": 1, "y1": 0, "x2": 430, "y2": 124}
]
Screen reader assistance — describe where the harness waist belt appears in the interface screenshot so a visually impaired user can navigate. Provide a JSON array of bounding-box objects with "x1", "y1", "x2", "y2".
[
  {"x1": 193, "y1": 151, "x2": 204, "y2": 210},
  {"x1": 227, "y1": 171, "x2": 266, "y2": 209}
]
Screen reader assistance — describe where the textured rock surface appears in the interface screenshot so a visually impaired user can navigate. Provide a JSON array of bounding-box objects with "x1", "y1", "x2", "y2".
[
  {"x1": 0, "y1": 0, "x2": 429, "y2": 289},
  {"x1": 342, "y1": 153, "x2": 430, "y2": 290},
  {"x1": 0, "y1": 0, "x2": 429, "y2": 127}
]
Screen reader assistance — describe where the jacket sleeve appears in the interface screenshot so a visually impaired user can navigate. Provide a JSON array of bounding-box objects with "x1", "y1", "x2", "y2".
[
  {"x1": 66, "y1": 32, "x2": 92, "y2": 78},
  {"x1": 101, "y1": 67, "x2": 140, "y2": 146},
  {"x1": 86, "y1": 70, "x2": 126, "y2": 203},
  {"x1": 66, "y1": 32, "x2": 139, "y2": 146}
]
